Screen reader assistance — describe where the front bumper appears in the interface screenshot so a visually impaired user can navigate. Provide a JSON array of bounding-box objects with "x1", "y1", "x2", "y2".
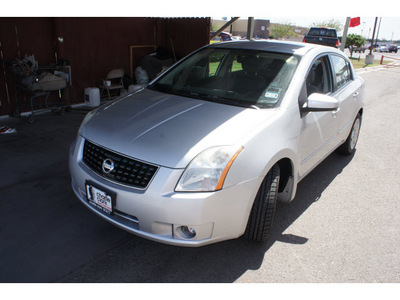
[{"x1": 69, "y1": 135, "x2": 260, "y2": 247}]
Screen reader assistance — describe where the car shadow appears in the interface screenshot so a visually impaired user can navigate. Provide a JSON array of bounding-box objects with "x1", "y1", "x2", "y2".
[{"x1": 61, "y1": 150, "x2": 356, "y2": 283}]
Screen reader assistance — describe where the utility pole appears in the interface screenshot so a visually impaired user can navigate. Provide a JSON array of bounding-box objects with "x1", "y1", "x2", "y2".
[
  {"x1": 366, "y1": 17, "x2": 379, "y2": 64},
  {"x1": 375, "y1": 17, "x2": 382, "y2": 47},
  {"x1": 247, "y1": 17, "x2": 255, "y2": 40},
  {"x1": 340, "y1": 17, "x2": 351, "y2": 52}
]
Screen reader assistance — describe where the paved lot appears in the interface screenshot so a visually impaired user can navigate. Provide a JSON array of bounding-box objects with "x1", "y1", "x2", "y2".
[{"x1": 0, "y1": 66, "x2": 399, "y2": 283}]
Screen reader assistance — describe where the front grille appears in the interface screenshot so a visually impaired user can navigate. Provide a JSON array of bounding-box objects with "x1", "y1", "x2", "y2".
[{"x1": 83, "y1": 140, "x2": 158, "y2": 189}]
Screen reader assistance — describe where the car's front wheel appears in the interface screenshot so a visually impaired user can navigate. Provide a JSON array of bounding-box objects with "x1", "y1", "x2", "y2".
[
  {"x1": 244, "y1": 164, "x2": 280, "y2": 242},
  {"x1": 337, "y1": 113, "x2": 362, "y2": 155}
]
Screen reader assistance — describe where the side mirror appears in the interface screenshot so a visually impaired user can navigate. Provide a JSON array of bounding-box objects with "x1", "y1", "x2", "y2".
[{"x1": 302, "y1": 93, "x2": 339, "y2": 112}]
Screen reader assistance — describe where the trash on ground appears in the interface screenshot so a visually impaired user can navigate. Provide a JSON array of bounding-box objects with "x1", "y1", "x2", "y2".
[{"x1": 0, "y1": 126, "x2": 17, "y2": 134}]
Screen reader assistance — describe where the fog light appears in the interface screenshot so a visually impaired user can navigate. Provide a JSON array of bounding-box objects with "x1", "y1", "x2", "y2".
[{"x1": 180, "y1": 226, "x2": 197, "y2": 239}]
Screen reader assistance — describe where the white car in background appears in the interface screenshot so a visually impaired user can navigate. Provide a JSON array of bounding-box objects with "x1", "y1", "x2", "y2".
[
  {"x1": 376, "y1": 44, "x2": 389, "y2": 52},
  {"x1": 70, "y1": 40, "x2": 364, "y2": 247}
]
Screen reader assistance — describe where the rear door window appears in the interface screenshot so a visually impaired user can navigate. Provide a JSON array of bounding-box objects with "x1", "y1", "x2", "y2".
[
  {"x1": 331, "y1": 55, "x2": 352, "y2": 90},
  {"x1": 308, "y1": 28, "x2": 337, "y2": 38}
]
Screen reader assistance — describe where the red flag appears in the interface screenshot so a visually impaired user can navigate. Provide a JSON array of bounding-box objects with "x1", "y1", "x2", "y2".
[{"x1": 349, "y1": 17, "x2": 361, "y2": 27}]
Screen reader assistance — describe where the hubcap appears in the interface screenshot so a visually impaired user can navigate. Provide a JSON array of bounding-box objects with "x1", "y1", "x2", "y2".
[{"x1": 350, "y1": 118, "x2": 360, "y2": 150}]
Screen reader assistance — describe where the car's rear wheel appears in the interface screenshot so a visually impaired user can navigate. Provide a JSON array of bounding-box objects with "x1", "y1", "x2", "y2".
[
  {"x1": 338, "y1": 113, "x2": 361, "y2": 155},
  {"x1": 244, "y1": 164, "x2": 280, "y2": 242}
]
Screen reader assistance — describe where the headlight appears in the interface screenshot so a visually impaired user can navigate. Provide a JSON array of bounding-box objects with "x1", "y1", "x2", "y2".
[{"x1": 175, "y1": 146, "x2": 243, "y2": 192}]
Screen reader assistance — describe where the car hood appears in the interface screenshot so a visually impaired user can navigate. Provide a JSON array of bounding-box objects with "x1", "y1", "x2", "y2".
[{"x1": 80, "y1": 89, "x2": 277, "y2": 168}]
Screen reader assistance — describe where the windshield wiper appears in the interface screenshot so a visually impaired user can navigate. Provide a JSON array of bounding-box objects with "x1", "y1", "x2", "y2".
[
  {"x1": 151, "y1": 87, "x2": 260, "y2": 109},
  {"x1": 193, "y1": 92, "x2": 259, "y2": 109}
]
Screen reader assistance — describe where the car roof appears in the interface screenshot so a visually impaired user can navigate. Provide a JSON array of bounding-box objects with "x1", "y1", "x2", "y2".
[{"x1": 208, "y1": 40, "x2": 320, "y2": 56}]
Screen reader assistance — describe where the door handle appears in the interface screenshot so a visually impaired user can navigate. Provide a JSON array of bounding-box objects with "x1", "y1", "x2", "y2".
[
  {"x1": 353, "y1": 91, "x2": 359, "y2": 98},
  {"x1": 332, "y1": 108, "x2": 340, "y2": 118}
]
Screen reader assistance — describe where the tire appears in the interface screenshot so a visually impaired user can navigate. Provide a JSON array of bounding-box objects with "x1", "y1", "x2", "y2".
[
  {"x1": 244, "y1": 164, "x2": 280, "y2": 242},
  {"x1": 337, "y1": 113, "x2": 361, "y2": 155}
]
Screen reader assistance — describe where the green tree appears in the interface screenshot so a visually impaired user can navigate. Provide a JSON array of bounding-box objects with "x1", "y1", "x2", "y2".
[
  {"x1": 346, "y1": 34, "x2": 366, "y2": 57},
  {"x1": 269, "y1": 23, "x2": 298, "y2": 40},
  {"x1": 312, "y1": 19, "x2": 343, "y2": 32}
]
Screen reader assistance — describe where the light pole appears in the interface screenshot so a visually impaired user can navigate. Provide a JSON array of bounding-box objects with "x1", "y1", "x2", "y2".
[{"x1": 362, "y1": 22, "x2": 366, "y2": 37}]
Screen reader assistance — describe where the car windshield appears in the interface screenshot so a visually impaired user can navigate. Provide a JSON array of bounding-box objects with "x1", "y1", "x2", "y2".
[{"x1": 148, "y1": 47, "x2": 300, "y2": 109}]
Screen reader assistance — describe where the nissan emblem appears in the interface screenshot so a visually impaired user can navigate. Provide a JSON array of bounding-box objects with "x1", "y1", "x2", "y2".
[{"x1": 102, "y1": 158, "x2": 115, "y2": 174}]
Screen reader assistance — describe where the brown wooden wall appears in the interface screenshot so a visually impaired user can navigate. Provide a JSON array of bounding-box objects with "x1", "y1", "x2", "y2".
[{"x1": 0, "y1": 17, "x2": 210, "y2": 116}]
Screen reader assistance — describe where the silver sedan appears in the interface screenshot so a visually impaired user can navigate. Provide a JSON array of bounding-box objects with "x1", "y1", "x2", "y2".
[{"x1": 69, "y1": 40, "x2": 364, "y2": 247}]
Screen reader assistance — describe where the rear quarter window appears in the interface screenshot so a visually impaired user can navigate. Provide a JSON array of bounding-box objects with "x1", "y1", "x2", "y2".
[{"x1": 308, "y1": 28, "x2": 337, "y2": 38}]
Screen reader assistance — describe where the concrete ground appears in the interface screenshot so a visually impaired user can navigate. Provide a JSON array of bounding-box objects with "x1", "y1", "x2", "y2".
[
  {"x1": 0, "y1": 106, "x2": 131, "y2": 282},
  {"x1": 0, "y1": 66, "x2": 399, "y2": 285}
]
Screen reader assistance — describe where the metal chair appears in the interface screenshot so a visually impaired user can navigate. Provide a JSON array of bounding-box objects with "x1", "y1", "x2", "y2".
[{"x1": 100, "y1": 68, "x2": 125, "y2": 100}]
